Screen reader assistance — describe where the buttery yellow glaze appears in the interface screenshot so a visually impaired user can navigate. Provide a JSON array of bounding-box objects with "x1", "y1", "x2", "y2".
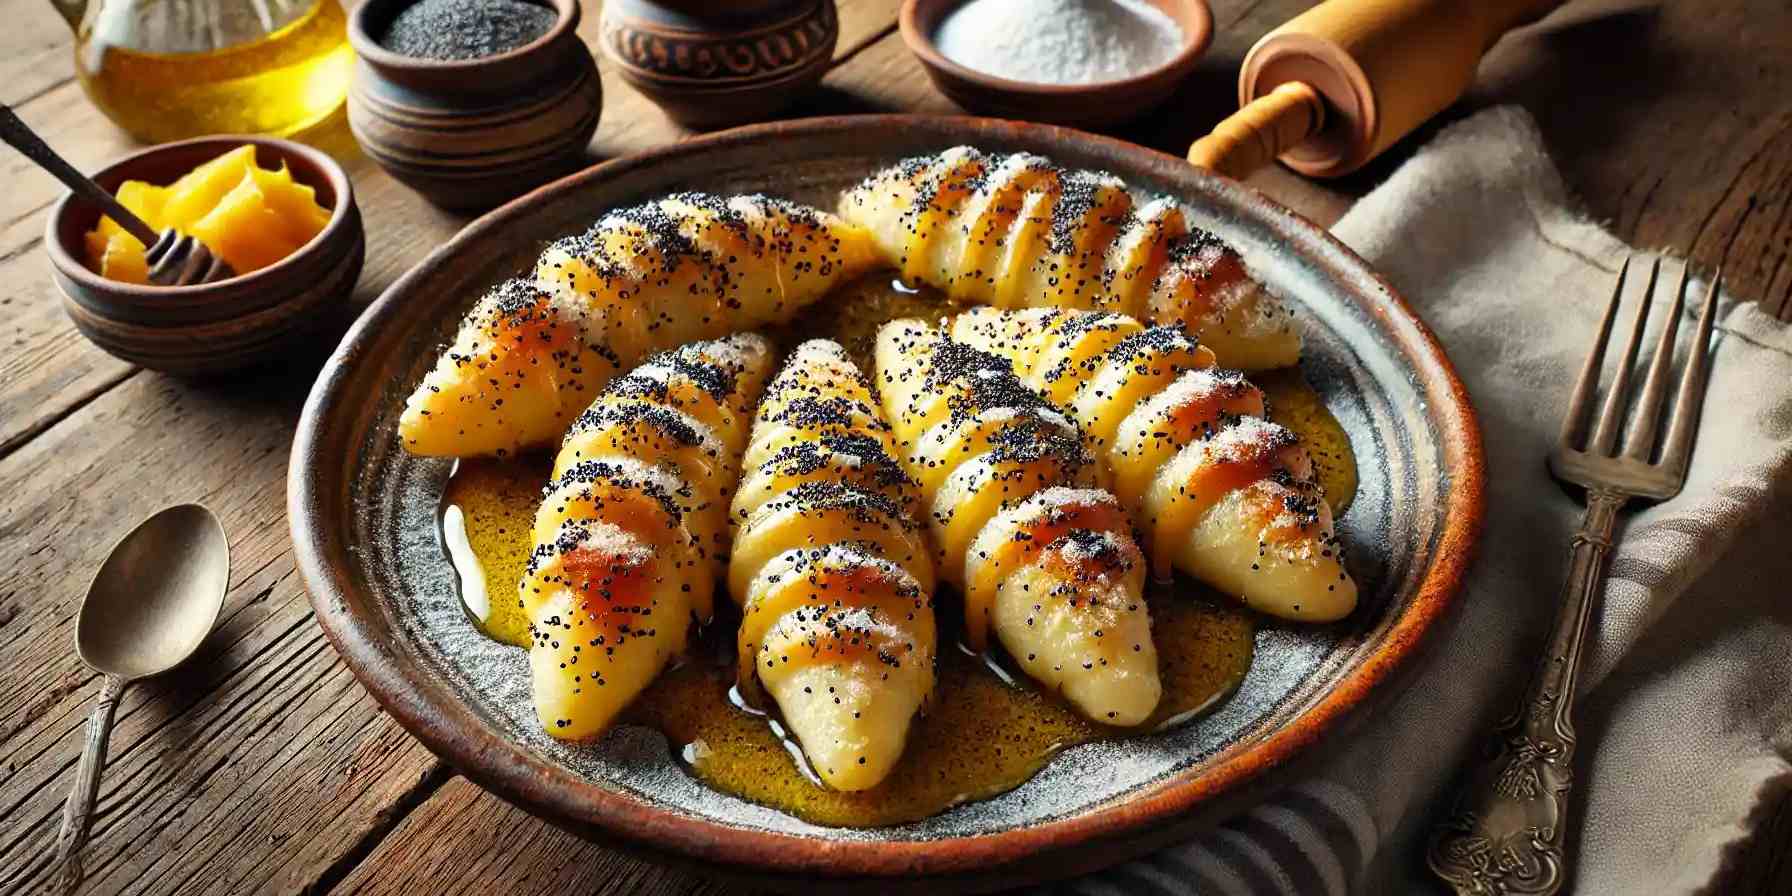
[
  {"x1": 442, "y1": 456, "x2": 552, "y2": 648},
  {"x1": 638, "y1": 594, "x2": 1251, "y2": 827},
  {"x1": 1254, "y1": 368, "x2": 1357, "y2": 514},
  {"x1": 443, "y1": 456, "x2": 1252, "y2": 826},
  {"x1": 437, "y1": 272, "x2": 1359, "y2": 826}
]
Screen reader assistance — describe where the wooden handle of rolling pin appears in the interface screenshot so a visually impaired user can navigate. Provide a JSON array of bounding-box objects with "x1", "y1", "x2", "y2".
[
  {"x1": 1187, "y1": 82, "x2": 1326, "y2": 181},
  {"x1": 1191, "y1": 0, "x2": 1567, "y2": 180}
]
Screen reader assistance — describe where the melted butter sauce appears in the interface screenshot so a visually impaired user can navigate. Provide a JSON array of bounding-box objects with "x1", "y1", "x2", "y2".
[
  {"x1": 444, "y1": 461, "x2": 1253, "y2": 826},
  {"x1": 1255, "y1": 369, "x2": 1357, "y2": 515},
  {"x1": 441, "y1": 457, "x2": 545, "y2": 649},
  {"x1": 437, "y1": 272, "x2": 1358, "y2": 827},
  {"x1": 635, "y1": 594, "x2": 1252, "y2": 827}
]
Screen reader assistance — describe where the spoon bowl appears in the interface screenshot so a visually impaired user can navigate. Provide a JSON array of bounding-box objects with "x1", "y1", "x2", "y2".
[{"x1": 76, "y1": 503, "x2": 231, "y2": 679}]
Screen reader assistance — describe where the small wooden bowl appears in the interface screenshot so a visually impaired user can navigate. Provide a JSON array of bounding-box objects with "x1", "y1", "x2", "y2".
[
  {"x1": 347, "y1": 0, "x2": 602, "y2": 211},
  {"x1": 900, "y1": 0, "x2": 1213, "y2": 129},
  {"x1": 45, "y1": 136, "x2": 364, "y2": 377},
  {"x1": 600, "y1": 0, "x2": 838, "y2": 129}
]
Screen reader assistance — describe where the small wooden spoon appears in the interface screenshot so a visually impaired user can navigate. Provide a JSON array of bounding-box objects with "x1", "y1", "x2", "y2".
[
  {"x1": 0, "y1": 105, "x2": 234, "y2": 285},
  {"x1": 54, "y1": 504, "x2": 230, "y2": 894}
]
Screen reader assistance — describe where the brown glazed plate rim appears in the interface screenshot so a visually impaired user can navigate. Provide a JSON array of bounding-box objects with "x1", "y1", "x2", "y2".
[
  {"x1": 898, "y1": 0, "x2": 1215, "y2": 96},
  {"x1": 290, "y1": 115, "x2": 1485, "y2": 885},
  {"x1": 45, "y1": 135, "x2": 358, "y2": 303}
]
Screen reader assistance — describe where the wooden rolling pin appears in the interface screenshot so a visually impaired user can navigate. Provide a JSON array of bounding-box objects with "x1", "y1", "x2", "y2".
[{"x1": 1189, "y1": 0, "x2": 1565, "y2": 180}]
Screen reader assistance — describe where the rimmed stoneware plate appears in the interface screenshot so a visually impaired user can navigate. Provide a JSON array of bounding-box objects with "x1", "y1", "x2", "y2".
[{"x1": 291, "y1": 115, "x2": 1484, "y2": 892}]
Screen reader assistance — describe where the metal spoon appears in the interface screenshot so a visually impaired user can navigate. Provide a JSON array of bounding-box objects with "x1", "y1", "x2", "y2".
[
  {"x1": 54, "y1": 504, "x2": 230, "y2": 894},
  {"x1": 0, "y1": 105, "x2": 234, "y2": 285}
]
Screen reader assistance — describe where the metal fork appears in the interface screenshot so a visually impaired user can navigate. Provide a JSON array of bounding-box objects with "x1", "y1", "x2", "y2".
[{"x1": 1426, "y1": 257, "x2": 1722, "y2": 896}]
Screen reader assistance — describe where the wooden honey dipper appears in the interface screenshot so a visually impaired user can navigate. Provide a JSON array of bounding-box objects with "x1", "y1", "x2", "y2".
[
  {"x1": 1188, "y1": 0, "x2": 1566, "y2": 180},
  {"x1": 0, "y1": 105, "x2": 233, "y2": 285}
]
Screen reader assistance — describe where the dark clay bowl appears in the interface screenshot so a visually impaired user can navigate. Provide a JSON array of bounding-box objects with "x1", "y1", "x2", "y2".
[
  {"x1": 291, "y1": 116, "x2": 1484, "y2": 891},
  {"x1": 347, "y1": 0, "x2": 602, "y2": 211},
  {"x1": 46, "y1": 136, "x2": 363, "y2": 376},
  {"x1": 900, "y1": 0, "x2": 1213, "y2": 129}
]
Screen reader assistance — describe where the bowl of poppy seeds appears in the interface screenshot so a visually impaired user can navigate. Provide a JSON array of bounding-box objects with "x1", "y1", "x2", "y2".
[
  {"x1": 347, "y1": 0, "x2": 603, "y2": 210},
  {"x1": 378, "y1": 0, "x2": 558, "y2": 61}
]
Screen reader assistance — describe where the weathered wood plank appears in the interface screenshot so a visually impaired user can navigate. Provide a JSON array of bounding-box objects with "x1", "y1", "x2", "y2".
[
  {"x1": 1471, "y1": 0, "x2": 1792, "y2": 316},
  {"x1": 0, "y1": 366, "x2": 448, "y2": 895},
  {"x1": 0, "y1": 3, "x2": 77, "y2": 108},
  {"x1": 331, "y1": 776, "x2": 750, "y2": 896},
  {"x1": 0, "y1": 80, "x2": 143, "y2": 238},
  {"x1": 806, "y1": 27, "x2": 958, "y2": 116}
]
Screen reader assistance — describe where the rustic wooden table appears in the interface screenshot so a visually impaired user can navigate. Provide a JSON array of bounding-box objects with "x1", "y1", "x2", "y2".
[{"x1": 2, "y1": 0, "x2": 1787, "y2": 893}]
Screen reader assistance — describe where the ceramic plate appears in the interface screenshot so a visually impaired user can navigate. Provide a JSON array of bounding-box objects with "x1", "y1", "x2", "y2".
[{"x1": 290, "y1": 116, "x2": 1484, "y2": 891}]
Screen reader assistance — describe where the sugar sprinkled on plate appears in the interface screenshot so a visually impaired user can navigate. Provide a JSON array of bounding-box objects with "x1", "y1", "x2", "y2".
[{"x1": 934, "y1": 0, "x2": 1185, "y2": 86}]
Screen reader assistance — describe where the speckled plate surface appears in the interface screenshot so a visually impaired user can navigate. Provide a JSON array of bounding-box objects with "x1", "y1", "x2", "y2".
[{"x1": 290, "y1": 116, "x2": 1484, "y2": 891}]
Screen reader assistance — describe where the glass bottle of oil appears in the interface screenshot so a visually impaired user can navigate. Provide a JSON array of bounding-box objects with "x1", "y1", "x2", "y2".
[{"x1": 50, "y1": 0, "x2": 354, "y2": 143}]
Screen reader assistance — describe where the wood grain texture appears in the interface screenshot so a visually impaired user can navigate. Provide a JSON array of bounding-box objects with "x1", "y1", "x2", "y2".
[
  {"x1": 0, "y1": 368, "x2": 445, "y2": 895},
  {"x1": 0, "y1": 0, "x2": 1787, "y2": 893},
  {"x1": 0, "y1": 7, "x2": 74, "y2": 107},
  {"x1": 331, "y1": 776, "x2": 748, "y2": 896},
  {"x1": 1472, "y1": 0, "x2": 1792, "y2": 318}
]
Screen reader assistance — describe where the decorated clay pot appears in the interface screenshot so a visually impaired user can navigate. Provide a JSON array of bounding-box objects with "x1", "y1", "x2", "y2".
[
  {"x1": 346, "y1": 0, "x2": 602, "y2": 211},
  {"x1": 600, "y1": 0, "x2": 837, "y2": 129}
]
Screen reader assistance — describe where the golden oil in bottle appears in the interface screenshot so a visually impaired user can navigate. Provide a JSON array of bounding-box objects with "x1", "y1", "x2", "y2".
[{"x1": 72, "y1": 0, "x2": 354, "y2": 143}]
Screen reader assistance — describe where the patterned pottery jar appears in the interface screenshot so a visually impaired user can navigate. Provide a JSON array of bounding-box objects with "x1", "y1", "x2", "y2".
[
  {"x1": 601, "y1": 0, "x2": 838, "y2": 129},
  {"x1": 346, "y1": 0, "x2": 602, "y2": 211}
]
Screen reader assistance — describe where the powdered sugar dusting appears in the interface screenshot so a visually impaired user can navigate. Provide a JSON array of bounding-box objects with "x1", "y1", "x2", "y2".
[
  {"x1": 565, "y1": 519, "x2": 653, "y2": 565},
  {"x1": 1056, "y1": 527, "x2": 1127, "y2": 565},
  {"x1": 1034, "y1": 485, "x2": 1120, "y2": 513}
]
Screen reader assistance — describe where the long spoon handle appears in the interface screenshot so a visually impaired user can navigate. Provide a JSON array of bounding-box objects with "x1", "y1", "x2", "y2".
[
  {"x1": 0, "y1": 104, "x2": 161, "y2": 246},
  {"x1": 56, "y1": 673, "x2": 127, "y2": 895}
]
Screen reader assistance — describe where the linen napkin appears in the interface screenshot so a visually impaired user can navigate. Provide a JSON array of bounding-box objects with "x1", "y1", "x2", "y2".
[{"x1": 1065, "y1": 106, "x2": 1792, "y2": 895}]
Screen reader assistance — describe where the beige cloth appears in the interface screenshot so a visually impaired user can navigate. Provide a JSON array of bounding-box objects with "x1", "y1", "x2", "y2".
[{"x1": 1069, "y1": 106, "x2": 1792, "y2": 895}]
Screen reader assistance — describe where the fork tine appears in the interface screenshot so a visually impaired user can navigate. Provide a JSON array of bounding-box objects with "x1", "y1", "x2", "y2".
[
  {"x1": 1622, "y1": 262, "x2": 1688, "y2": 460},
  {"x1": 1561, "y1": 257, "x2": 1629, "y2": 450},
  {"x1": 1659, "y1": 265, "x2": 1721, "y2": 477},
  {"x1": 1587, "y1": 257, "x2": 1659, "y2": 455}
]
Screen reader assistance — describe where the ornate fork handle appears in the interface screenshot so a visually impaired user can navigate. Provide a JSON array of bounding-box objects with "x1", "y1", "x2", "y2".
[{"x1": 1427, "y1": 487, "x2": 1627, "y2": 896}]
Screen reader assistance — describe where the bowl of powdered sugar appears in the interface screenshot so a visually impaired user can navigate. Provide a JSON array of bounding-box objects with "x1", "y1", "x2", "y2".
[{"x1": 900, "y1": 0, "x2": 1212, "y2": 128}]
